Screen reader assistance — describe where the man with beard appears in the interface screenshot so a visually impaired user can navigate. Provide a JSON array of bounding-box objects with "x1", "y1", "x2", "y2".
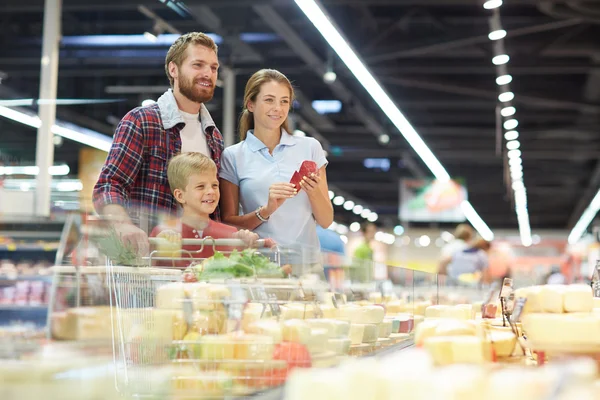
[{"x1": 93, "y1": 32, "x2": 223, "y2": 255}]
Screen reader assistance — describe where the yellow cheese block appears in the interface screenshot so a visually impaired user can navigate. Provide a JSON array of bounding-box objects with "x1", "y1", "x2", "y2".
[
  {"x1": 415, "y1": 319, "x2": 441, "y2": 346},
  {"x1": 369, "y1": 292, "x2": 383, "y2": 304},
  {"x1": 200, "y1": 335, "x2": 235, "y2": 360},
  {"x1": 434, "y1": 319, "x2": 477, "y2": 337},
  {"x1": 281, "y1": 319, "x2": 311, "y2": 344},
  {"x1": 489, "y1": 330, "x2": 517, "y2": 357},
  {"x1": 361, "y1": 323, "x2": 379, "y2": 343},
  {"x1": 155, "y1": 282, "x2": 185, "y2": 309},
  {"x1": 424, "y1": 336, "x2": 489, "y2": 366},
  {"x1": 339, "y1": 305, "x2": 385, "y2": 324},
  {"x1": 229, "y1": 333, "x2": 274, "y2": 360},
  {"x1": 378, "y1": 320, "x2": 393, "y2": 338},
  {"x1": 523, "y1": 313, "x2": 600, "y2": 347},
  {"x1": 305, "y1": 319, "x2": 350, "y2": 338},
  {"x1": 540, "y1": 285, "x2": 566, "y2": 313},
  {"x1": 327, "y1": 338, "x2": 351, "y2": 355},
  {"x1": 425, "y1": 305, "x2": 451, "y2": 318},
  {"x1": 245, "y1": 320, "x2": 282, "y2": 343},
  {"x1": 385, "y1": 300, "x2": 407, "y2": 314},
  {"x1": 306, "y1": 328, "x2": 329, "y2": 355},
  {"x1": 191, "y1": 310, "x2": 226, "y2": 335}
]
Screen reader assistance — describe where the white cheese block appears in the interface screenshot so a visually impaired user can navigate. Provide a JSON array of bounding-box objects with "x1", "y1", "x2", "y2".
[
  {"x1": 424, "y1": 336, "x2": 489, "y2": 366},
  {"x1": 281, "y1": 319, "x2": 311, "y2": 344},
  {"x1": 414, "y1": 301, "x2": 432, "y2": 316},
  {"x1": 280, "y1": 304, "x2": 309, "y2": 320},
  {"x1": 348, "y1": 324, "x2": 365, "y2": 345},
  {"x1": 385, "y1": 300, "x2": 406, "y2": 314},
  {"x1": 306, "y1": 328, "x2": 328, "y2": 355},
  {"x1": 523, "y1": 313, "x2": 600, "y2": 346},
  {"x1": 339, "y1": 305, "x2": 385, "y2": 324},
  {"x1": 241, "y1": 304, "x2": 264, "y2": 332},
  {"x1": 424, "y1": 305, "x2": 451, "y2": 318},
  {"x1": 385, "y1": 317, "x2": 400, "y2": 333},
  {"x1": 327, "y1": 338, "x2": 351, "y2": 355},
  {"x1": 423, "y1": 336, "x2": 454, "y2": 366},
  {"x1": 593, "y1": 297, "x2": 600, "y2": 309},
  {"x1": 540, "y1": 285, "x2": 566, "y2": 313},
  {"x1": 151, "y1": 309, "x2": 187, "y2": 341},
  {"x1": 361, "y1": 323, "x2": 379, "y2": 343},
  {"x1": 415, "y1": 319, "x2": 440, "y2": 346},
  {"x1": 378, "y1": 320, "x2": 393, "y2": 338},
  {"x1": 305, "y1": 319, "x2": 350, "y2": 338},
  {"x1": 200, "y1": 335, "x2": 235, "y2": 360},
  {"x1": 563, "y1": 284, "x2": 593, "y2": 313},
  {"x1": 245, "y1": 320, "x2": 282, "y2": 343}
]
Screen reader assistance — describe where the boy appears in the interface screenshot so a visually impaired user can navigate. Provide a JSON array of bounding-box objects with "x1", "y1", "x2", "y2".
[{"x1": 150, "y1": 152, "x2": 268, "y2": 261}]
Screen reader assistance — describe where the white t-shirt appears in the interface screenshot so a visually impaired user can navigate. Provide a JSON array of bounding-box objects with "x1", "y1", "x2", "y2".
[
  {"x1": 179, "y1": 110, "x2": 210, "y2": 156},
  {"x1": 441, "y1": 239, "x2": 469, "y2": 259}
]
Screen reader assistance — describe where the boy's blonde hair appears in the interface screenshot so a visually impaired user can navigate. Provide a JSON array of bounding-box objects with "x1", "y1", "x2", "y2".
[
  {"x1": 167, "y1": 152, "x2": 217, "y2": 194},
  {"x1": 165, "y1": 32, "x2": 219, "y2": 87}
]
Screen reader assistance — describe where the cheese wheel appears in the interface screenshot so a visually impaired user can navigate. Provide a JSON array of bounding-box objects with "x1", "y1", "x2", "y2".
[
  {"x1": 540, "y1": 285, "x2": 566, "y2": 313},
  {"x1": 339, "y1": 305, "x2": 385, "y2": 324},
  {"x1": 563, "y1": 284, "x2": 593, "y2": 313}
]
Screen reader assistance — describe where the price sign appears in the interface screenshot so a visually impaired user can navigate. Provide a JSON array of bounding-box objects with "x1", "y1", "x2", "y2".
[
  {"x1": 251, "y1": 284, "x2": 280, "y2": 317},
  {"x1": 499, "y1": 278, "x2": 513, "y2": 299},
  {"x1": 331, "y1": 293, "x2": 346, "y2": 309},
  {"x1": 511, "y1": 297, "x2": 528, "y2": 323},
  {"x1": 225, "y1": 283, "x2": 247, "y2": 322}
]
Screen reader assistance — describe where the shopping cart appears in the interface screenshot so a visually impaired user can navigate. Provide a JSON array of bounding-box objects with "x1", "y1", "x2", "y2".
[{"x1": 106, "y1": 237, "x2": 326, "y2": 399}]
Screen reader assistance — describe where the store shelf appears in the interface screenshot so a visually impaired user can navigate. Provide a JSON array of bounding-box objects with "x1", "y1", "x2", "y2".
[{"x1": 0, "y1": 305, "x2": 48, "y2": 311}]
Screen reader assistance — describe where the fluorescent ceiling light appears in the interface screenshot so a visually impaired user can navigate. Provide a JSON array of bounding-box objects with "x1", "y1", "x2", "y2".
[
  {"x1": 461, "y1": 201, "x2": 494, "y2": 241},
  {"x1": 498, "y1": 92, "x2": 514, "y2": 102},
  {"x1": 508, "y1": 149, "x2": 522, "y2": 159},
  {"x1": 360, "y1": 209, "x2": 371, "y2": 218},
  {"x1": 488, "y1": 30, "x2": 507, "y2": 40},
  {"x1": 506, "y1": 140, "x2": 520, "y2": 150},
  {"x1": 367, "y1": 212, "x2": 378, "y2": 222},
  {"x1": 0, "y1": 106, "x2": 112, "y2": 152},
  {"x1": 343, "y1": 200, "x2": 355, "y2": 210},
  {"x1": 496, "y1": 75, "x2": 512, "y2": 85},
  {"x1": 333, "y1": 195, "x2": 345, "y2": 206},
  {"x1": 0, "y1": 164, "x2": 70, "y2": 176},
  {"x1": 492, "y1": 54, "x2": 510, "y2": 65},
  {"x1": 141, "y1": 99, "x2": 156, "y2": 107},
  {"x1": 504, "y1": 130, "x2": 519, "y2": 141},
  {"x1": 512, "y1": 180, "x2": 525, "y2": 191},
  {"x1": 503, "y1": 119, "x2": 519, "y2": 130},
  {"x1": 294, "y1": 0, "x2": 449, "y2": 182},
  {"x1": 295, "y1": 0, "x2": 494, "y2": 241},
  {"x1": 378, "y1": 134, "x2": 390, "y2": 145},
  {"x1": 569, "y1": 188, "x2": 600, "y2": 244},
  {"x1": 393, "y1": 225, "x2": 404, "y2": 236},
  {"x1": 350, "y1": 222, "x2": 361, "y2": 232},
  {"x1": 353, "y1": 204, "x2": 364, "y2": 214},
  {"x1": 311, "y1": 99, "x2": 342, "y2": 114},
  {"x1": 328, "y1": 190, "x2": 334, "y2": 200},
  {"x1": 483, "y1": 0, "x2": 503, "y2": 9},
  {"x1": 501, "y1": 106, "x2": 516, "y2": 117}
]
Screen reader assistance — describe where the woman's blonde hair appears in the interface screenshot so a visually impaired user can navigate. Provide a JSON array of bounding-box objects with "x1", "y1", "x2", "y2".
[
  {"x1": 239, "y1": 69, "x2": 294, "y2": 141},
  {"x1": 165, "y1": 32, "x2": 218, "y2": 87},
  {"x1": 167, "y1": 152, "x2": 217, "y2": 194}
]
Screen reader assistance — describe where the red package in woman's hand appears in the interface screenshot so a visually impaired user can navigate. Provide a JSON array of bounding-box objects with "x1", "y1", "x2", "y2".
[
  {"x1": 299, "y1": 160, "x2": 318, "y2": 178},
  {"x1": 290, "y1": 171, "x2": 302, "y2": 190}
]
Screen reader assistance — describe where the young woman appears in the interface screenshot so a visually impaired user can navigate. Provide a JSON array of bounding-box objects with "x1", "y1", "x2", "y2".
[{"x1": 219, "y1": 69, "x2": 333, "y2": 276}]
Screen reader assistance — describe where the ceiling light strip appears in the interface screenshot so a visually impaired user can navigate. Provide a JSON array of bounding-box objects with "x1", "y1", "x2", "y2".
[
  {"x1": 295, "y1": 0, "x2": 493, "y2": 240},
  {"x1": 486, "y1": 6, "x2": 531, "y2": 246}
]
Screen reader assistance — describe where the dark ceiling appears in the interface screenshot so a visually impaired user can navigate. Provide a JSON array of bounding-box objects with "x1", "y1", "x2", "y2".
[{"x1": 1, "y1": 0, "x2": 599, "y2": 232}]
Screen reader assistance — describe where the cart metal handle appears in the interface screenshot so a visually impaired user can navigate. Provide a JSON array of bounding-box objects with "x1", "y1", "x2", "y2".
[{"x1": 149, "y1": 237, "x2": 268, "y2": 248}]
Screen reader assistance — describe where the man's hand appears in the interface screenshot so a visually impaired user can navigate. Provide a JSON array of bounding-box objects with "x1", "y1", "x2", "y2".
[
  {"x1": 114, "y1": 223, "x2": 149, "y2": 256},
  {"x1": 156, "y1": 229, "x2": 182, "y2": 253},
  {"x1": 233, "y1": 229, "x2": 260, "y2": 248}
]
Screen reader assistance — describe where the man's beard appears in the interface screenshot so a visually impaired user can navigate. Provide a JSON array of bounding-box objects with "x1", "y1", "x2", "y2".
[{"x1": 178, "y1": 73, "x2": 215, "y2": 104}]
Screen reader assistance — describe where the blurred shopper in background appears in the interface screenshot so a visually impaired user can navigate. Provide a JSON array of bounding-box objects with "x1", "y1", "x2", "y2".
[
  {"x1": 93, "y1": 32, "x2": 224, "y2": 255},
  {"x1": 446, "y1": 237, "x2": 492, "y2": 285},
  {"x1": 438, "y1": 223, "x2": 474, "y2": 275},
  {"x1": 219, "y1": 69, "x2": 333, "y2": 277},
  {"x1": 350, "y1": 222, "x2": 377, "y2": 282}
]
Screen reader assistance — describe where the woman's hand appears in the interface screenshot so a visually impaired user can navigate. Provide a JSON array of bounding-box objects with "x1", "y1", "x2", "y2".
[
  {"x1": 233, "y1": 229, "x2": 260, "y2": 248},
  {"x1": 299, "y1": 173, "x2": 321, "y2": 198},
  {"x1": 264, "y1": 182, "x2": 297, "y2": 216}
]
